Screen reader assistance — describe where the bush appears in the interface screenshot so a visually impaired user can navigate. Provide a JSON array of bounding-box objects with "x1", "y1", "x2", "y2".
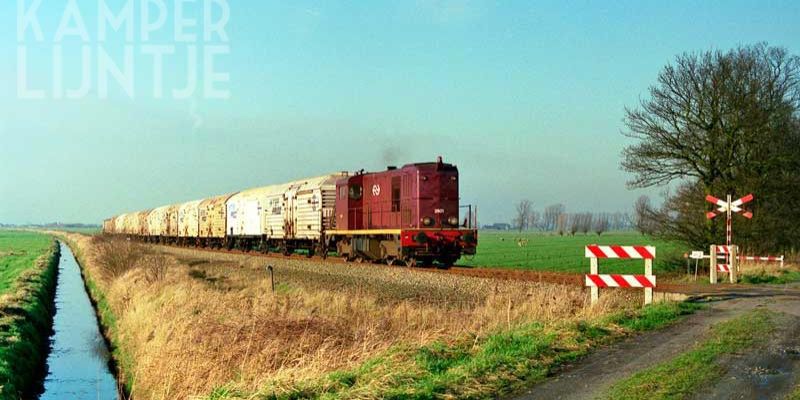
[
  {"x1": 142, "y1": 254, "x2": 169, "y2": 284},
  {"x1": 94, "y1": 238, "x2": 141, "y2": 282}
]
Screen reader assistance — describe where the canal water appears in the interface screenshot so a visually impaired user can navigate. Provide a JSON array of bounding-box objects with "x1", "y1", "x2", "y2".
[{"x1": 39, "y1": 241, "x2": 118, "y2": 399}]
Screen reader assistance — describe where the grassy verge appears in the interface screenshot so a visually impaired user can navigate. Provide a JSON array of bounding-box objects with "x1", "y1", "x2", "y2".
[
  {"x1": 216, "y1": 301, "x2": 701, "y2": 399},
  {"x1": 788, "y1": 385, "x2": 800, "y2": 400},
  {"x1": 740, "y1": 269, "x2": 800, "y2": 285},
  {"x1": 0, "y1": 232, "x2": 60, "y2": 399},
  {"x1": 604, "y1": 309, "x2": 774, "y2": 400}
]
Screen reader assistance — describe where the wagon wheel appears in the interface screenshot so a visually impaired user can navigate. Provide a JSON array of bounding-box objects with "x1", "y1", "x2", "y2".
[
  {"x1": 437, "y1": 257, "x2": 456, "y2": 269},
  {"x1": 404, "y1": 257, "x2": 417, "y2": 268},
  {"x1": 315, "y1": 242, "x2": 328, "y2": 259},
  {"x1": 355, "y1": 256, "x2": 365, "y2": 264}
]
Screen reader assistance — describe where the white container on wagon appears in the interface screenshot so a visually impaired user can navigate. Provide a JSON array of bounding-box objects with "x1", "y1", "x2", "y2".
[
  {"x1": 178, "y1": 200, "x2": 202, "y2": 237},
  {"x1": 112, "y1": 214, "x2": 126, "y2": 234},
  {"x1": 225, "y1": 173, "x2": 347, "y2": 242},
  {"x1": 285, "y1": 173, "x2": 346, "y2": 240},
  {"x1": 148, "y1": 205, "x2": 170, "y2": 237},
  {"x1": 123, "y1": 213, "x2": 137, "y2": 235},
  {"x1": 261, "y1": 183, "x2": 291, "y2": 239},
  {"x1": 226, "y1": 184, "x2": 286, "y2": 238}
]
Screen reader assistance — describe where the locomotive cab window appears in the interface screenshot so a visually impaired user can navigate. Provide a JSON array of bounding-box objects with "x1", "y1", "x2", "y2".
[{"x1": 349, "y1": 184, "x2": 363, "y2": 200}]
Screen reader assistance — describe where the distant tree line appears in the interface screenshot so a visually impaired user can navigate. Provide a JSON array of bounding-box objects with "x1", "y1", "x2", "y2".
[
  {"x1": 0, "y1": 222, "x2": 101, "y2": 229},
  {"x1": 623, "y1": 43, "x2": 800, "y2": 255},
  {"x1": 512, "y1": 200, "x2": 632, "y2": 235}
]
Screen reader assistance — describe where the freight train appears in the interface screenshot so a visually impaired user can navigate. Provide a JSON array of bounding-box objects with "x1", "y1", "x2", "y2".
[{"x1": 103, "y1": 157, "x2": 478, "y2": 267}]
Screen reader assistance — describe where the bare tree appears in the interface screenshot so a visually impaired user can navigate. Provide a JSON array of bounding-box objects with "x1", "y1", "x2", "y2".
[
  {"x1": 513, "y1": 200, "x2": 532, "y2": 232},
  {"x1": 593, "y1": 213, "x2": 610, "y2": 235},
  {"x1": 556, "y1": 213, "x2": 568, "y2": 236},
  {"x1": 543, "y1": 204, "x2": 565, "y2": 232},
  {"x1": 567, "y1": 214, "x2": 579, "y2": 236},
  {"x1": 633, "y1": 196, "x2": 658, "y2": 235},
  {"x1": 579, "y1": 213, "x2": 593, "y2": 234},
  {"x1": 528, "y1": 211, "x2": 540, "y2": 232}
]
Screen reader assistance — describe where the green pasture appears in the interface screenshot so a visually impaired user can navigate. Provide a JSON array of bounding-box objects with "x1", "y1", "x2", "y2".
[
  {"x1": 0, "y1": 230, "x2": 54, "y2": 294},
  {"x1": 0, "y1": 230, "x2": 59, "y2": 399},
  {"x1": 458, "y1": 231, "x2": 688, "y2": 274}
]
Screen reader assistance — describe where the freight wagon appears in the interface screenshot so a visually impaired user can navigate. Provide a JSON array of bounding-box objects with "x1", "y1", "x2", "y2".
[{"x1": 104, "y1": 158, "x2": 477, "y2": 266}]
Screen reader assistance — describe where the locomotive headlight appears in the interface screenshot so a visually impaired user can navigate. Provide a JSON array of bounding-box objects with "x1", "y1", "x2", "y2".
[
  {"x1": 447, "y1": 216, "x2": 459, "y2": 226},
  {"x1": 422, "y1": 217, "x2": 434, "y2": 226}
]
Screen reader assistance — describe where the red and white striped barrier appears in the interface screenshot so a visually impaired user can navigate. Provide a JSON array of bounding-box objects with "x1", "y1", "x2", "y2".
[
  {"x1": 740, "y1": 255, "x2": 784, "y2": 268},
  {"x1": 742, "y1": 255, "x2": 782, "y2": 262},
  {"x1": 713, "y1": 254, "x2": 785, "y2": 267},
  {"x1": 585, "y1": 245, "x2": 655, "y2": 259},
  {"x1": 710, "y1": 245, "x2": 738, "y2": 284},
  {"x1": 585, "y1": 245, "x2": 656, "y2": 306},
  {"x1": 585, "y1": 274, "x2": 656, "y2": 288}
]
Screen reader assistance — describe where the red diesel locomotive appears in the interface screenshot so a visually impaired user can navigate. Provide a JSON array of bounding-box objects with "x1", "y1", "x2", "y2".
[{"x1": 327, "y1": 156, "x2": 477, "y2": 267}]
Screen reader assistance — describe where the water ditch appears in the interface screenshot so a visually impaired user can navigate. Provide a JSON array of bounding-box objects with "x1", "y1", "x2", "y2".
[{"x1": 38, "y1": 241, "x2": 118, "y2": 399}]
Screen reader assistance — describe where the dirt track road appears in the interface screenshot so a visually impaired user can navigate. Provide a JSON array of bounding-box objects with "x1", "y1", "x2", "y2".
[{"x1": 512, "y1": 285, "x2": 800, "y2": 400}]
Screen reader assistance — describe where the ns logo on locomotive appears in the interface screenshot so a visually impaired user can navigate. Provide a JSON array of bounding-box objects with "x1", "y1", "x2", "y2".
[{"x1": 103, "y1": 157, "x2": 478, "y2": 267}]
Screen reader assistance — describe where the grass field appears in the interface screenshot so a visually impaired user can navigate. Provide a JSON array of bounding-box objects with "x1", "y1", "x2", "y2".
[
  {"x1": 0, "y1": 231, "x2": 55, "y2": 293},
  {"x1": 0, "y1": 230, "x2": 59, "y2": 399},
  {"x1": 459, "y1": 231, "x2": 688, "y2": 274}
]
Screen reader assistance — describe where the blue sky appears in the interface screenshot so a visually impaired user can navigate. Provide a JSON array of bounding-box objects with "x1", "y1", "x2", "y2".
[{"x1": 1, "y1": 0, "x2": 798, "y2": 224}]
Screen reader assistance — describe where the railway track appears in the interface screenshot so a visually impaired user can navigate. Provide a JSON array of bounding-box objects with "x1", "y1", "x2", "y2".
[
  {"x1": 141, "y1": 240, "x2": 584, "y2": 285},
  {"x1": 138, "y1": 240, "x2": 790, "y2": 295}
]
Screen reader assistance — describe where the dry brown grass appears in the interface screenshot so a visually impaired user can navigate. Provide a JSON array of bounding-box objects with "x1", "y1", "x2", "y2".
[
  {"x1": 738, "y1": 260, "x2": 790, "y2": 275},
  {"x1": 64, "y1": 234, "x2": 640, "y2": 399}
]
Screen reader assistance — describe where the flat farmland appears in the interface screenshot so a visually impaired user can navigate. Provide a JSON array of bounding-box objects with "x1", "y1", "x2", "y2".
[
  {"x1": 0, "y1": 230, "x2": 54, "y2": 293},
  {"x1": 459, "y1": 231, "x2": 687, "y2": 274},
  {"x1": 0, "y1": 230, "x2": 59, "y2": 398}
]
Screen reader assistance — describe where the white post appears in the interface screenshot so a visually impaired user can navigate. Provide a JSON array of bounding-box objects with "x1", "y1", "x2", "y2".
[
  {"x1": 710, "y1": 245, "x2": 717, "y2": 284},
  {"x1": 780, "y1": 256, "x2": 784, "y2": 268},
  {"x1": 590, "y1": 257, "x2": 599, "y2": 305},
  {"x1": 730, "y1": 245, "x2": 737, "y2": 284},
  {"x1": 644, "y1": 258, "x2": 653, "y2": 305}
]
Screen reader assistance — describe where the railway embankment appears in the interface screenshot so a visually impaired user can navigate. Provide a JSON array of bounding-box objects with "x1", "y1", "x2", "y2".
[
  {"x1": 0, "y1": 231, "x2": 59, "y2": 399},
  {"x1": 56, "y1": 233, "x2": 703, "y2": 399}
]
